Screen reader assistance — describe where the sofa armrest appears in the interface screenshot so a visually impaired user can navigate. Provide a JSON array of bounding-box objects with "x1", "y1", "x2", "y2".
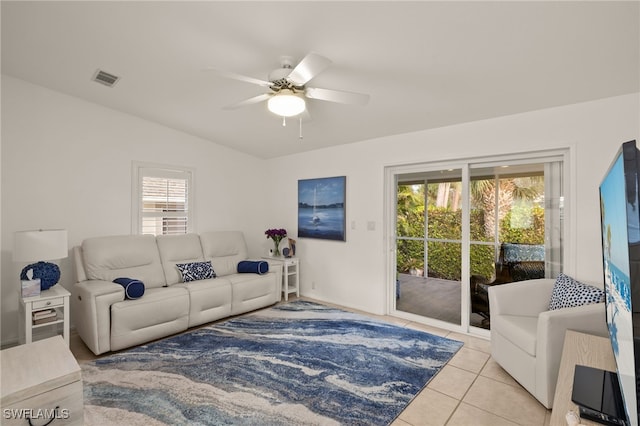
[
  {"x1": 260, "y1": 258, "x2": 283, "y2": 283},
  {"x1": 536, "y1": 302, "x2": 607, "y2": 405},
  {"x1": 72, "y1": 280, "x2": 124, "y2": 355},
  {"x1": 489, "y1": 278, "x2": 556, "y2": 317}
]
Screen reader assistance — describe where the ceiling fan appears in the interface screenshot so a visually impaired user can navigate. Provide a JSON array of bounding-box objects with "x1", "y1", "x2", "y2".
[{"x1": 208, "y1": 52, "x2": 370, "y2": 122}]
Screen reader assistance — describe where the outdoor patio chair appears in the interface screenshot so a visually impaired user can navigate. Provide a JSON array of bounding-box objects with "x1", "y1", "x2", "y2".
[
  {"x1": 501, "y1": 243, "x2": 545, "y2": 281},
  {"x1": 471, "y1": 243, "x2": 546, "y2": 325}
]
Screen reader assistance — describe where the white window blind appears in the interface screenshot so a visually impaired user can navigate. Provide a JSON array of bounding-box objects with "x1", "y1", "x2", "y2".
[{"x1": 133, "y1": 164, "x2": 194, "y2": 236}]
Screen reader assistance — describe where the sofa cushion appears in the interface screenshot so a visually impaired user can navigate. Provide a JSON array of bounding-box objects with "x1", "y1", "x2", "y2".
[
  {"x1": 548, "y1": 273, "x2": 605, "y2": 310},
  {"x1": 176, "y1": 261, "x2": 216, "y2": 282},
  {"x1": 502, "y1": 243, "x2": 545, "y2": 263},
  {"x1": 175, "y1": 278, "x2": 232, "y2": 327},
  {"x1": 227, "y1": 273, "x2": 279, "y2": 315},
  {"x1": 110, "y1": 286, "x2": 189, "y2": 351},
  {"x1": 82, "y1": 235, "x2": 166, "y2": 288},
  {"x1": 200, "y1": 231, "x2": 248, "y2": 277},
  {"x1": 156, "y1": 234, "x2": 205, "y2": 285}
]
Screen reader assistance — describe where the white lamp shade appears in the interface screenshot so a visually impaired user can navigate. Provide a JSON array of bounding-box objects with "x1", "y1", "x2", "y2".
[
  {"x1": 13, "y1": 229, "x2": 68, "y2": 262},
  {"x1": 267, "y1": 90, "x2": 306, "y2": 117}
]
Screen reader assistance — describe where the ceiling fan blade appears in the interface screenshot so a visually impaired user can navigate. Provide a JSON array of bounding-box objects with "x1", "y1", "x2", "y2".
[
  {"x1": 287, "y1": 52, "x2": 332, "y2": 86},
  {"x1": 204, "y1": 68, "x2": 272, "y2": 88},
  {"x1": 305, "y1": 87, "x2": 370, "y2": 105},
  {"x1": 222, "y1": 93, "x2": 271, "y2": 110}
]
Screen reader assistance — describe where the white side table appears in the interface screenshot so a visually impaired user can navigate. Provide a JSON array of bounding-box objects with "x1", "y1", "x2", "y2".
[
  {"x1": 263, "y1": 256, "x2": 300, "y2": 301},
  {"x1": 19, "y1": 285, "x2": 70, "y2": 346}
]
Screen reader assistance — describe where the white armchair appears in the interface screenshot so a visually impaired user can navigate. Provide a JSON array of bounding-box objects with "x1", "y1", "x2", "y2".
[{"x1": 488, "y1": 278, "x2": 608, "y2": 408}]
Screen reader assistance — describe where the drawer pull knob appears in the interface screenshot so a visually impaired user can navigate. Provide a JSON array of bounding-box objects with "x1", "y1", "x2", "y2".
[{"x1": 46, "y1": 301, "x2": 52, "y2": 306}]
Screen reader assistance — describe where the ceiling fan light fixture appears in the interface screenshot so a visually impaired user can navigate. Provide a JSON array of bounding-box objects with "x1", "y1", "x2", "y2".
[{"x1": 267, "y1": 90, "x2": 306, "y2": 117}]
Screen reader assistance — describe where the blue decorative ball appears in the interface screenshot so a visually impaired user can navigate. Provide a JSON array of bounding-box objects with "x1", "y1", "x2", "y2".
[{"x1": 20, "y1": 261, "x2": 61, "y2": 290}]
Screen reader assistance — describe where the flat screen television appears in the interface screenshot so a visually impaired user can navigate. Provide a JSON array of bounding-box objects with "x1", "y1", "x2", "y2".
[{"x1": 599, "y1": 139, "x2": 640, "y2": 426}]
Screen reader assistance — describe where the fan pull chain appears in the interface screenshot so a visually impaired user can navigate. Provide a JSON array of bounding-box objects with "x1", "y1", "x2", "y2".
[
  {"x1": 279, "y1": 116, "x2": 303, "y2": 139},
  {"x1": 299, "y1": 117, "x2": 303, "y2": 140}
]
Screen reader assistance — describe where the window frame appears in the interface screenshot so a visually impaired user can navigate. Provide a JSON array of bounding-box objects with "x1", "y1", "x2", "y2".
[{"x1": 131, "y1": 161, "x2": 195, "y2": 235}]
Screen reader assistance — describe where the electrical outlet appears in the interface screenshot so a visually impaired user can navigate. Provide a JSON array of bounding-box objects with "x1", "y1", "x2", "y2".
[{"x1": 311, "y1": 281, "x2": 316, "y2": 289}]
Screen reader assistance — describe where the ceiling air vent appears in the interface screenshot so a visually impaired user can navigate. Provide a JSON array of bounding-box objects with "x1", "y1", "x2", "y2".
[{"x1": 92, "y1": 69, "x2": 120, "y2": 87}]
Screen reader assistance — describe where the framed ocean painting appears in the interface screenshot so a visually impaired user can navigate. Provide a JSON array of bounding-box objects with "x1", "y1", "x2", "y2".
[{"x1": 298, "y1": 176, "x2": 346, "y2": 241}]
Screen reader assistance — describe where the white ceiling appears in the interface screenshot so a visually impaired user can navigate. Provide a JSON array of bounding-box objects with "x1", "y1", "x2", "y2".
[{"x1": 2, "y1": 1, "x2": 639, "y2": 159}]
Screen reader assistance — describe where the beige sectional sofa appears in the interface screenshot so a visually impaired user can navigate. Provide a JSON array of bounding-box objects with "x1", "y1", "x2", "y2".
[{"x1": 72, "y1": 231, "x2": 281, "y2": 355}]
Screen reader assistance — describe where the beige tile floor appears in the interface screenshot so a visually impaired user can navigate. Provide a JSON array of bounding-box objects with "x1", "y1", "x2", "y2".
[{"x1": 69, "y1": 297, "x2": 552, "y2": 426}]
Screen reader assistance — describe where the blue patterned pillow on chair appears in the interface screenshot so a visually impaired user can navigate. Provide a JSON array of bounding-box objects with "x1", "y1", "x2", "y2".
[
  {"x1": 548, "y1": 273, "x2": 605, "y2": 310},
  {"x1": 176, "y1": 261, "x2": 216, "y2": 282}
]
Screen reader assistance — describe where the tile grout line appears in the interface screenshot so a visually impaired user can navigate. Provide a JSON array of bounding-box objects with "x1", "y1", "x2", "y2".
[
  {"x1": 440, "y1": 352, "x2": 535, "y2": 426},
  {"x1": 452, "y1": 368, "x2": 538, "y2": 426},
  {"x1": 444, "y1": 353, "x2": 491, "y2": 425}
]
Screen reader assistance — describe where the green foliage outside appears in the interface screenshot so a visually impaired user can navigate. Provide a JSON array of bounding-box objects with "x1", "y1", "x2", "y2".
[
  {"x1": 397, "y1": 185, "x2": 545, "y2": 281},
  {"x1": 499, "y1": 205, "x2": 545, "y2": 245}
]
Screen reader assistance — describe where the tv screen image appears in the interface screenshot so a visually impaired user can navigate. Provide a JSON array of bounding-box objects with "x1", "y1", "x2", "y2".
[{"x1": 600, "y1": 140, "x2": 640, "y2": 426}]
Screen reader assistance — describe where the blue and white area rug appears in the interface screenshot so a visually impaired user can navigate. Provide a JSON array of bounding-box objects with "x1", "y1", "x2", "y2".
[{"x1": 82, "y1": 300, "x2": 463, "y2": 425}]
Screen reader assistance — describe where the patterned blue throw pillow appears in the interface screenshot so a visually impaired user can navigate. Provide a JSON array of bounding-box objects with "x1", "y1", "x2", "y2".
[
  {"x1": 176, "y1": 261, "x2": 216, "y2": 282},
  {"x1": 548, "y1": 273, "x2": 605, "y2": 310}
]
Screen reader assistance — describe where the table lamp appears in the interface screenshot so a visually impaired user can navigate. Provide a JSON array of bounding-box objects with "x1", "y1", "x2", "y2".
[{"x1": 13, "y1": 229, "x2": 68, "y2": 290}]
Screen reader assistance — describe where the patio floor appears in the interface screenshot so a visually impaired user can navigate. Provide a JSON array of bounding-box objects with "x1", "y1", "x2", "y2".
[{"x1": 395, "y1": 273, "x2": 487, "y2": 329}]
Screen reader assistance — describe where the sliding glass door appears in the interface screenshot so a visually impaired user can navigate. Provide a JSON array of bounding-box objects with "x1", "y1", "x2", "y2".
[
  {"x1": 396, "y1": 169, "x2": 464, "y2": 326},
  {"x1": 389, "y1": 151, "x2": 566, "y2": 333}
]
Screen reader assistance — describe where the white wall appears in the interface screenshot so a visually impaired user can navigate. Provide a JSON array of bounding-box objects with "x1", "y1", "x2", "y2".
[
  {"x1": 267, "y1": 93, "x2": 640, "y2": 315},
  {"x1": 1, "y1": 76, "x2": 273, "y2": 345},
  {"x1": 2, "y1": 73, "x2": 638, "y2": 345}
]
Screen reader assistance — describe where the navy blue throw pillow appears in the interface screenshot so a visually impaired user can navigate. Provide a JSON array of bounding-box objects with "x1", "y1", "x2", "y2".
[
  {"x1": 113, "y1": 278, "x2": 145, "y2": 300},
  {"x1": 237, "y1": 261, "x2": 269, "y2": 275}
]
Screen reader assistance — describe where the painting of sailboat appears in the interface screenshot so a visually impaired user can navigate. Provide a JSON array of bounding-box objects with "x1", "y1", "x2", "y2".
[{"x1": 298, "y1": 176, "x2": 346, "y2": 241}]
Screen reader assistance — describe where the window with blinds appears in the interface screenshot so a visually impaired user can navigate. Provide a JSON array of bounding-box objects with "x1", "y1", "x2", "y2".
[{"x1": 132, "y1": 163, "x2": 194, "y2": 235}]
